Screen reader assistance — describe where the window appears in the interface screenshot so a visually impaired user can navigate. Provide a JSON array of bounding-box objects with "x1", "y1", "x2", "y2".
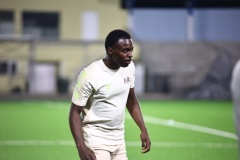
[
  {"x1": 0, "y1": 10, "x2": 14, "y2": 34},
  {"x1": 22, "y1": 11, "x2": 59, "y2": 40},
  {"x1": 0, "y1": 61, "x2": 17, "y2": 75}
]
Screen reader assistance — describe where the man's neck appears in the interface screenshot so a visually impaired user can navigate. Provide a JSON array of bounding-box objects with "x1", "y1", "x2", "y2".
[{"x1": 103, "y1": 57, "x2": 119, "y2": 70}]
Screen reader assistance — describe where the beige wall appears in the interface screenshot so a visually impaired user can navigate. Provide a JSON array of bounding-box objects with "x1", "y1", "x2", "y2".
[
  {"x1": 0, "y1": 0, "x2": 128, "y2": 40},
  {"x1": 0, "y1": 0, "x2": 141, "y2": 94}
]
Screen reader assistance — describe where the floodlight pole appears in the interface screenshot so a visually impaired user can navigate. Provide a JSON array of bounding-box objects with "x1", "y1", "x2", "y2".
[
  {"x1": 186, "y1": 0, "x2": 196, "y2": 42},
  {"x1": 126, "y1": 0, "x2": 136, "y2": 35}
]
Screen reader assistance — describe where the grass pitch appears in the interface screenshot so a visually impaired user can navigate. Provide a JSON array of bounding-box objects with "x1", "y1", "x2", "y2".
[{"x1": 0, "y1": 100, "x2": 238, "y2": 160}]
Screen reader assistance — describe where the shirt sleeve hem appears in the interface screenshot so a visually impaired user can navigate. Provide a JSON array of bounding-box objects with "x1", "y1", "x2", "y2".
[{"x1": 72, "y1": 99, "x2": 87, "y2": 107}]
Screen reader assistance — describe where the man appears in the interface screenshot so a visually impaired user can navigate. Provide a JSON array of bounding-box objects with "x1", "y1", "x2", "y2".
[
  {"x1": 231, "y1": 59, "x2": 240, "y2": 157},
  {"x1": 69, "y1": 29, "x2": 151, "y2": 160}
]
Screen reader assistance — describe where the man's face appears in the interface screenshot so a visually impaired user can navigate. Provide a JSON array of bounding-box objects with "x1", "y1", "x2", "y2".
[{"x1": 108, "y1": 38, "x2": 134, "y2": 68}]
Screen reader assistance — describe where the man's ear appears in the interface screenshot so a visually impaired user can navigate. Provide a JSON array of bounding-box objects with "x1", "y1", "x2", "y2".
[{"x1": 107, "y1": 47, "x2": 113, "y2": 56}]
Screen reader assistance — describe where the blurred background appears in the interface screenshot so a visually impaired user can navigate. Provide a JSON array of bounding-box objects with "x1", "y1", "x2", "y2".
[
  {"x1": 0, "y1": 0, "x2": 240, "y2": 100},
  {"x1": 0, "y1": 0, "x2": 240, "y2": 160}
]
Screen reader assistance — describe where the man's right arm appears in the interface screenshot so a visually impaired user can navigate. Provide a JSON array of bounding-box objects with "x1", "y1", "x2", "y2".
[{"x1": 69, "y1": 102, "x2": 96, "y2": 160}]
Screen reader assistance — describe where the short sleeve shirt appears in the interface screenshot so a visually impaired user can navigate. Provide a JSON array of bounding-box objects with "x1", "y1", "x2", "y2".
[{"x1": 72, "y1": 59, "x2": 135, "y2": 145}]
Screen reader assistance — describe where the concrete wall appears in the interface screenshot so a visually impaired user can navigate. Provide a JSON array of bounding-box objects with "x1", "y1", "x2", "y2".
[{"x1": 140, "y1": 41, "x2": 240, "y2": 96}]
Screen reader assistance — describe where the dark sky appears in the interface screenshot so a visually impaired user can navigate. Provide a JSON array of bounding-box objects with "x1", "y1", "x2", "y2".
[{"x1": 121, "y1": 0, "x2": 240, "y2": 9}]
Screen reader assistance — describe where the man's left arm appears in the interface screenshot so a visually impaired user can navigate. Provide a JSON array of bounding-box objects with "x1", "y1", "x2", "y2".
[{"x1": 126, "y1": 88, "x2": 151, "y2": 153}]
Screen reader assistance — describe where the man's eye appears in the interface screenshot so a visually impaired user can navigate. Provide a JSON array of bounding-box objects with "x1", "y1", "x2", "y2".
[{"x1": 123, "y1": 49, "x2": 133, "y2": 53}]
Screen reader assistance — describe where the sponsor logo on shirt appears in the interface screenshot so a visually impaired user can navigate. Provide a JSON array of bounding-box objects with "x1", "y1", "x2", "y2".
[{"x1": 124, "y1": 77, "x2": 131, "y2": 84}]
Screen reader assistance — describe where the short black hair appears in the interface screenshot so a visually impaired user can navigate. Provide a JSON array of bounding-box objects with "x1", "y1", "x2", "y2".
[{"x1": 105, "y1": 29, "x2": 131, "y2": 51}]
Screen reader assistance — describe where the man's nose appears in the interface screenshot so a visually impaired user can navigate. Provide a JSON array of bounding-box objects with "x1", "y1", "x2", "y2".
[{"x1": 127, "y1": 50, "x2": 133, "y2": 58}]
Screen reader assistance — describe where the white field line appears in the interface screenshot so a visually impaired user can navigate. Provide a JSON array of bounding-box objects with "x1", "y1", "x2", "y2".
[
  {"x1": 126, "y1": 141, "x2": 237, "y2": 148},
  {"x1": 126, "y1": 115, "x2": 238, "y2": 140},
  {"x1": 0, "y1": 140, "x2": 74, "y2": 146},
  {"x1": 43, "y1": 101, "x2": 69, "y2": 110},
  {"x1": 0, "y1": 140, "x2": 237, "y2": 148},
  {"x1": 32, "y1": 102, "x2": 238, "y2": 140},
  {"x1": 43, "y1": 102, "x2": 237, "y2": 140}
]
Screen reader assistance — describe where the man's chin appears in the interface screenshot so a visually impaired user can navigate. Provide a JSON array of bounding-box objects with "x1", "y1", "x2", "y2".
[{"x1": 121, "y1": 63, "x2": 129, "y2": 68}]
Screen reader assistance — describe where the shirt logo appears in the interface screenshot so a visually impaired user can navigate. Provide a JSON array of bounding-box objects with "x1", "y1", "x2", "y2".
[
  {"x1": 105, "y1": 83, "x2": 111, "y2": 90},
  {"x1": 124, "y1": 77, "x2": 131, "y2": 84}
]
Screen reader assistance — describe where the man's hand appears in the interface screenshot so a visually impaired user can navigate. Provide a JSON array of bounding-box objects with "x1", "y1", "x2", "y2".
[
  {"x1": 78, "y1": 145, "x2": 96, "y2": 160},
  {"x1": 140, "y1": 131, "x2": 151, "y2": 153}
]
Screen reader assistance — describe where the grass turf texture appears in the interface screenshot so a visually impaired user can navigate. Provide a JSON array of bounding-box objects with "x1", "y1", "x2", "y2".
[{"x1": 0, "y1": 100, "x2": 238, "y2": 160}]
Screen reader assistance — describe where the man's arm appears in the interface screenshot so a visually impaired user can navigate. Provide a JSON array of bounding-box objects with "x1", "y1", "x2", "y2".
[
  {"x1": 126, "y1": 88, "x2": 151, "y2": 153},
  {"x1": 69, "y1": 102, "x2": 96, "y2": 160}
]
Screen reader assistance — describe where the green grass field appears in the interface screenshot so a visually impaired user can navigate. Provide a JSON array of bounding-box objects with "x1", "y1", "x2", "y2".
[{"x1": 0, "y1": 100, "x2": 238, "y2": 160}]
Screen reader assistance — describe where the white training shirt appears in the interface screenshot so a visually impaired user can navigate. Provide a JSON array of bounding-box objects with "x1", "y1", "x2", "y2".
[{"x1": 72, "y1": 59, "x2": 135, "y2": 145}]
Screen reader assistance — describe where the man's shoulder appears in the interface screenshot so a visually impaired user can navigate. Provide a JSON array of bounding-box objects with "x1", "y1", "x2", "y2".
[
  {"x1": 129, "y1": 61, "x2": 135, "y2": 68},
  {"x1": 123, "y1": 61, "x2": 135, "y2": 71},
  {"x1": 80, "y1": 60, "x2": 103, "y2": 78},
  {"x1": 84, "y1": 60, "x2": 102, "y2": 71}
]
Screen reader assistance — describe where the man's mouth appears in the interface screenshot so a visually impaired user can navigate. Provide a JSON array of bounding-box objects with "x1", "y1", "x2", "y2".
[{"x1": 124, "y1": 59, "x2": 132, "y2": 64}]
